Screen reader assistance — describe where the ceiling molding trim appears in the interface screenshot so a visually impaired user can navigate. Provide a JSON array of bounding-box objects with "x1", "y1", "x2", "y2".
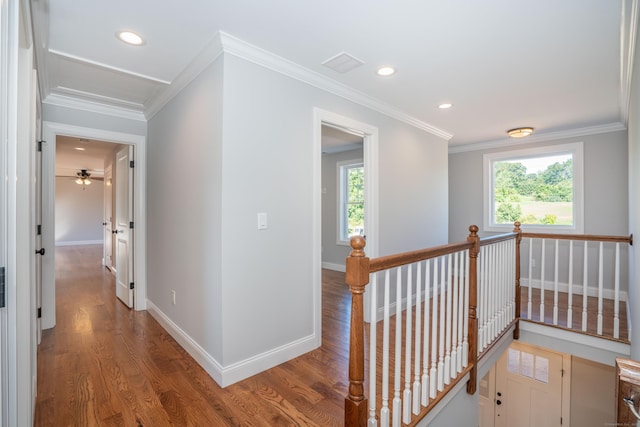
[
  {"x1": 49, "y1": 49, "x2": 172, "y2": 84},
  {"x1": 145, "y1": 33, "x2": 225, "y2": 119},
  {"x1": 44, "y1": 93, "x2": 147, "y2": 122},
  {"x1": 218, "y1": 31, "x2": 453, "y2": 141},
  {"x1": 619, "y1": 0, "x2": 639, "y2": 125},
  {"x1": 448, "y1": 122, "x2": 627, "y2": 154},
  {"x1": 54, "y1": 86, "x2": 145, "y2": 109}
]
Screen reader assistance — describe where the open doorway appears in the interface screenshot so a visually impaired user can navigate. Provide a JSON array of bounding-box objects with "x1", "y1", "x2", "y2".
[
  {"x1": 321, "y1": 124, "x2": 364, "y2": 272},
  {"x1": 314, "y1": 109, "x2": 379, "y2": 340},
  {"x1": 54, "y1": 136, "x2": 135, "y2": 307},
  {"x1": 41, "y1": 122, "x2": 147, "y2": 329}
]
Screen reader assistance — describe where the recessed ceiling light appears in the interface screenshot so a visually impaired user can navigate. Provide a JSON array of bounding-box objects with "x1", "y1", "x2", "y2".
[
  {"x1": 376, "y1": 66, "x2": 396, "y2": 76},
  {"x1": 74, "y1": 147, "x2": 86, "y2": 151},
  {"x1": 438, "y1": 103, "x2": 453, "y2": 109},
  {"x1": 116, "y1": 31, "x2": 145, "y2": 46},
  {"x1": 507, "y1": 127, "x2": 534, "y2": 138}
]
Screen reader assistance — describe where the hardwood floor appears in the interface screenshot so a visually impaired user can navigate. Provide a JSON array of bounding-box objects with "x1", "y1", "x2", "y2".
[{"x1": 35, "y1": 246, "x2": 350, "y2": 426}]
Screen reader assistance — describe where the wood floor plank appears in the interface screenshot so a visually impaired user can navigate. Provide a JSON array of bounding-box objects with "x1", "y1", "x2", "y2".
[{"x1": 35, "y1": 246, "x2": 350, "y2": 426}]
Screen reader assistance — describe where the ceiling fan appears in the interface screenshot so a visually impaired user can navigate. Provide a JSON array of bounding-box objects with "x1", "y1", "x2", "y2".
[{"x1": 74, "y1": 169, "x2": 103, "y2": 189}]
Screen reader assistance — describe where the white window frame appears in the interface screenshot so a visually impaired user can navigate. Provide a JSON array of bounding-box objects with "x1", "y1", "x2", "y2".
[
  {"x1": 483, "y1": 142, "x2": 584, "y2": 234},
  {"x1": 337, "y1": 159, "x2": 364, "y2": 245}
]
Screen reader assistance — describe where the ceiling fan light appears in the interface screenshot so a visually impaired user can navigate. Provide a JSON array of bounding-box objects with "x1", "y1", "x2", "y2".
[
  {"x1": 507, "y1": 127, "x2": 534, "y2": 138},
  {"x1": 84, "y1": 179, "x2": 92, "y2": 185},
  {"x1": 75, "y1": 178, "x2": 83, "y2": 185}
]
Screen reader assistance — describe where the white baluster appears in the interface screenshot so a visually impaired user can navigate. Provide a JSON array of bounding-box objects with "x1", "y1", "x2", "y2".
[
  {"x1": 421, "y1": 259, "x2": 431, "y2": 407},
  {"x1": 540, "y1": 239, "x2": 546, "y2": 323},
  {"x1": 412, "y1": 263, "x2": 422, "y2": 415},
  {"x1": 403, "y1": 266, "x2": 412, "y2": 424},
  {"x1": 429, "y1": 257, "x2": 438, "y2": 399},
  {"x1": 451, "y1": 252, "x2": 459, "y2": 379},
  {"x1": 597, "y1": 242, "x2": 603, "y2": 335},
  {"x1": 438, "y1": 256, "x2": 445, "y2": 392},
  {"x1": 582, "y1": 241, "x2": 588, "y2": 332},
  {"x1": 393, "y1": 267, "x2": 402, "y2": 427},
  {"x1": 456, "y1": 252, "x2": 465, "y2": 373},
  {"x1": 489, "y1": 244, "x2": 496, "y2": 342},
  {"x1": 380, "y1": 270, "x2": 391, "y2": 426},
  {"x1": 553, "y1": 240, "x2": 559, "y2": 325},
  {"x1": 462, "y1": 249, "x2": 469, "y2": 367},
  {"x1": 614, "y1": 243, "x2": 620, "y2": 339},
  {"x1": 444, "y1": 254, "x2": 452, "y2": 385},
  {"x1": 527, "y1": 238, "x2": 533, "y2": 320},
  {"x1": 567, "y1": 241, "x2": 574, "y2": 328},
  {"x1": 368, "y1": 274, "x2": 378, "y2": 427}
]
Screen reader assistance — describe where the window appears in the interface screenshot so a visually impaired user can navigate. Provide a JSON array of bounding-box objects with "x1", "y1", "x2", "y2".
[
  {"x1": 483, "y1": 142, "x2": 583, "y2": 233},
  {"x1": 338, "y1": 160, "x2": 364, "y2": 243}
]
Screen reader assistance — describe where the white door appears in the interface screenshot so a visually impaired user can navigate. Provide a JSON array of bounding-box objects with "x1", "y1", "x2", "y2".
[
  {"x1": 34, "y1": 137, "x2": 43, "y2": 344},
  {"x1": 495, "y1": 342, "x2": 564, "y2": 427},
  {"x1": 479, "y1": 366, "x2": 496, "y2": 427},
  {"x1": 115, "y1": 145, "x2": 133, "y2": 307},
  {"x1": 103, "y1": 164, "x2": 114, "y2": 272}
]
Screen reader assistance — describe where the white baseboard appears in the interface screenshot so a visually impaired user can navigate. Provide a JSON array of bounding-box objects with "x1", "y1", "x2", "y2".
[
  {"x1": 322, "y1": 262, "x2": 346, "y2": 272},
  {"x1": 55, "y1": 239, "x2": 103, "y2": 246},
  {"x1": 146, "y1": 300, "x2": 319, "y2": 387},
  {"x1": 521, "y1": 278, "x2": 628, "y2": 302}
]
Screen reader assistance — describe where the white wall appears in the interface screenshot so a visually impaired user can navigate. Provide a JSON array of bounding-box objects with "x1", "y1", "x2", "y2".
[
  {"x1": 146, "y1": 51, "x2": 449, "y2": 386},
  {"x1": 55, "y1": 177, "x2": 104, "y2": 244},
  {"x1": 147, "y1": 56, "x2": 225, "y2": 364}
]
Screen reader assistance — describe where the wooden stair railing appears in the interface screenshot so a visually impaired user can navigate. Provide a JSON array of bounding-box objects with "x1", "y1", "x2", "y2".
[
  {"x1": 345, "y1": 226, "x2": 520, "y2": 427},
  {"x1": 616, "y1": 358, "x2": 640, "y2": 425},
  {"x1": 516, "y1": 224, "x2": 633, "y2": 341}
]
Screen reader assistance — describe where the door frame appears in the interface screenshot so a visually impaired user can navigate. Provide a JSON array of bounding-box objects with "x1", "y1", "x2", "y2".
[
  {"x1": 313, "y1": 108, "x2": 379, "y2": 338},
  {"x1": 41, "y1": 121, "x2": 147, "y2": 328}
]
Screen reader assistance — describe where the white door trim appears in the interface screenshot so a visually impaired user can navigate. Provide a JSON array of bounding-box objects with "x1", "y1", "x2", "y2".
[
  {"x1": 314, "y1": 108, "x2": 379, "y2": 336},
  {"x1": 42, "y1": 122, "x2": 147, "y2": 328}
]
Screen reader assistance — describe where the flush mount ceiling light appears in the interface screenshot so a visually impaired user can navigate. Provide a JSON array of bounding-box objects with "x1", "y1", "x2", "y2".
[
  {"x1": 116, "y1": 31, "x2": 145, "y2": 46},
  {"x1": 507, "y1": 127, "x2": 534, "y2": 138},
  {"x1": 74, "y1": 147, "x2": 86, "y2": 151},
  {"x1": 438, "y1": 103, "x2": 453, "y2": 109},
  {"x1": 376, "y1": 66, "x2": 396, "y2": 76}
]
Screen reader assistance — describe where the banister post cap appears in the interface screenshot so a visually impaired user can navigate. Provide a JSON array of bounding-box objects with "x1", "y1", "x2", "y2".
[{"x1": 349, "y1": 236, "x2": 366, "y2": 257}]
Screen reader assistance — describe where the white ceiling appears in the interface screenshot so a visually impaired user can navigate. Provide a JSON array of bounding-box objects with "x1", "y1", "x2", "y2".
[{"x1": 30, "y1": 0, "x2": 634, "y2": 147}]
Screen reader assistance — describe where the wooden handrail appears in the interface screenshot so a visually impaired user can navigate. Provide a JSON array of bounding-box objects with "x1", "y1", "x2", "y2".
[
  {"x1": 521, "y1": 232, "x2": 632, "y2": 245},
  {"x1": 369, "y1": 241, "x2": 473, "y2": 273}
]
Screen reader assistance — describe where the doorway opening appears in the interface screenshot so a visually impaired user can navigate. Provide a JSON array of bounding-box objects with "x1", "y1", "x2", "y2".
[
  {"x1": 41, "y1": 122, "x2": 147, "y2": 330},
  {"x1": 314, "y1": 109, "x2": 379, "y2": 342}
]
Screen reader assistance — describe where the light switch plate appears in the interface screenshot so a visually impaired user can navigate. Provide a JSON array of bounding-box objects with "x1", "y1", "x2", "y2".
[{"x1": 257, "y1": 212, "x2": 268, "y2": 230}]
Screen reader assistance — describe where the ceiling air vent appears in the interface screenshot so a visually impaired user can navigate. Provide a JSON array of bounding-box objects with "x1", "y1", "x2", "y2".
[{"x1": 322, "y1": 52, "x2": 364, "y2": 74}]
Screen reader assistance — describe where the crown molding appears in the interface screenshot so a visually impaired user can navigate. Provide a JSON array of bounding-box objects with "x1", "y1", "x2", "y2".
[
  {"x1": 448, "y1": 122, "x2": 627, "y2": 154},
  {"x1": 49, "y1": 49, "x2": 171, "y2": 84},
  {"x1": 44, "y1": 93, "x2": 146, "y2": 122},
  {"x1": 217, "y1": 31, "x2": 452, "y2": 141},
  {"x1": 144, "y1": 33, "x2": 225, "y2": 119}
]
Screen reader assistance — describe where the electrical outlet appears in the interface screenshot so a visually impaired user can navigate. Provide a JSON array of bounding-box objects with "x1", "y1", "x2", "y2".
[{"x1": 171, "y1": 290, "x2": 176, "y2": 305}]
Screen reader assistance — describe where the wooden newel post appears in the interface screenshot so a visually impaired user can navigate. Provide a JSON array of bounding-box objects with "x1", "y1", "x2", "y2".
[
  {"x1": 513, "y1": 222, "x2": 522, "y2": 340},
  {"x1": 466, "y1": 225, "x2": 480, "y2": 395},
  {"x1": 345, "y1": 235, "x2": 370, "y2": 427}
]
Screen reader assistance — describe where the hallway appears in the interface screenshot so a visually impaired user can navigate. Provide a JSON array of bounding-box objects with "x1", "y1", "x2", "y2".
[{"x1": 34, "y1": 245, "x2": 348, "y2": 426}]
